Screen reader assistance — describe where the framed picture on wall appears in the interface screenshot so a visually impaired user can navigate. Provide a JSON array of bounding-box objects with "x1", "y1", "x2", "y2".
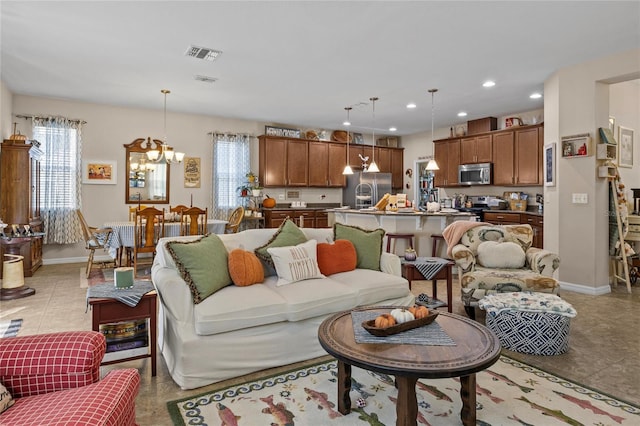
[
  {"x1": 618, "y1": 126, "x2": 634, "y2": 168},
  {"x1": 184, "y1": 157, "x2": 201, "y2": 188},
  {"x1": 544, "y1": 143, "x2": 556, "y2": 186},
  {"x1": 82, "y1": 160, "x2": 117, "y2": 184}
]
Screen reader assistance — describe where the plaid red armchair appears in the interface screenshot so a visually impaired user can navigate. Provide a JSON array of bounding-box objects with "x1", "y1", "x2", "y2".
[{"x1": 0, "y1": 331, "x2": 140, "y2": 425}]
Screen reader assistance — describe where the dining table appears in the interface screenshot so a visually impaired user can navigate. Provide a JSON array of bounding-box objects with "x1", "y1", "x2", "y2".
[{"x1": 103, "y1": 219, "x2": 227, "y2": 265}]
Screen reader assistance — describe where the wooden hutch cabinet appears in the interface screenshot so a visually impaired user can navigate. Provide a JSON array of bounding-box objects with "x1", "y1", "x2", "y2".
[{"x1": 0, "y1": 139, "x2": 43, "y2": 277}]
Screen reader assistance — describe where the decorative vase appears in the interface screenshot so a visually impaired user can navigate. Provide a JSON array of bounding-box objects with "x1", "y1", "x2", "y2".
[{"x1": 404, "y1": 248, "x2": 417, "y2": 261}]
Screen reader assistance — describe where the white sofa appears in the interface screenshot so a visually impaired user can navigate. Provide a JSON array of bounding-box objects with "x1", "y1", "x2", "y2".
[{"x1": 151, "y1": 227, "x2": 415, "y2": 389}]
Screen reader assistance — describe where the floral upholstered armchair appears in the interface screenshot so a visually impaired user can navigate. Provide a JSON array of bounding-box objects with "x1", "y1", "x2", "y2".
[{"x1": 448, "y1": 223, "x2": 560, "y2": 319}]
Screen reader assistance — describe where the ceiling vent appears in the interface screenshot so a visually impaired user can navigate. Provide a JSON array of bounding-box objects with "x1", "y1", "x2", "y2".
[
  {"x1": 194, "y1": 75, "x2": 218, "y2": 83},
  {"x1": 185, "y1": 45, "x2": 222, "y2": 62}
]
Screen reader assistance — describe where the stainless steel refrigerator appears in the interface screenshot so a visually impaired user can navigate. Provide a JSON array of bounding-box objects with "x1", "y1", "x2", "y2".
[{"x1": 342, "y1": 172, "x2": 392, "y2": 209}]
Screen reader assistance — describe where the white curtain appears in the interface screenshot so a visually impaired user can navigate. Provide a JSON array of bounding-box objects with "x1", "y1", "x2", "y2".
[
  {"x1": 211, "y1": 133, "x2": 250, "y2": 220},
  {"x1": 32, "y1": 116, "x2": 83, "y2": 244}
]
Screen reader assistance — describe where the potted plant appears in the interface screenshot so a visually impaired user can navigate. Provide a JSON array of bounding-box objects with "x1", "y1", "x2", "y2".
[
  {"x1": 245, "y1": 171, "x2": 257, "y2": 183},
  {"x1": 251, "y1": 186, "x2": 263, "y2": 197},
  {"x1": 236, "y1": 184, "x2": 251, "y2": 197}
]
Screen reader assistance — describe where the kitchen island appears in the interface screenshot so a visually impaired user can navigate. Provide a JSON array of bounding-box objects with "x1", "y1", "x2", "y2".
[{"x1": 327, "y1": 208, "x2": 476, "y2": 257}]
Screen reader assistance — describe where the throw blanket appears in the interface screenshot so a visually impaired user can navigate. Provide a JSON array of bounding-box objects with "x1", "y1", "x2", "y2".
[{"x1": 442, "y1": 221, "x2": 491, "y2": 257}]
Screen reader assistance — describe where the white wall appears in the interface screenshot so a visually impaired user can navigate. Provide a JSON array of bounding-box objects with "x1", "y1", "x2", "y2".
[
  {"x1": 610, "y1": 79, "x2": 640, "y2": 202},
  {"x1": 545, "y1": 48, "x2": 640, "y2": 294},
  {"x1": 12, "y1": 94, "x2": 266, "y2": 262},
  {"x1": 0, "y1": 81, "x2": 13, "y2": 140}
]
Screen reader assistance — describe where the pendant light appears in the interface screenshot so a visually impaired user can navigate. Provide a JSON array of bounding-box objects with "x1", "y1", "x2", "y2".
[
  {"x1": 367, "y1": 96, "x2": 380, "y2": 173},
  {"x1": 426, "y1": 88, "x2": 440, "y2": 189},
  {"x1": 342, "y1": 106, "x2": 354, "y2": 175},
  {"x1": 147, "y1": 89, "x2": 185, "y2": 164}
]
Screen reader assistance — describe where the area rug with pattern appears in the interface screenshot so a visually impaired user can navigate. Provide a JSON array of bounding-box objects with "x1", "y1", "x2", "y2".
[
  {"x1": 167, "y1": 355, "x2": 639, "y2": 426},
  {"x1": 0, "y1": 319, "x2": 22, "y2": 338}
]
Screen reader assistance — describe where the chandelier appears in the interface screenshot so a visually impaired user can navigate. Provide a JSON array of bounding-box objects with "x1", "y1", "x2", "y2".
[{"x1": 147, "y1": 89, "x2": 185, "y2": 163}]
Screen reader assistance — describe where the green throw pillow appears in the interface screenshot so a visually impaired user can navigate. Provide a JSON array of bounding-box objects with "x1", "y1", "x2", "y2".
[
  {"x1": 167, "y1": 234, "x2": 232, "y2": 304},
  {"x1": 334, "y1": 223, "x2": 385, "y2": 271},
  {"x1": 255, "y1": 219, "x2": 307, "y2": 268}
]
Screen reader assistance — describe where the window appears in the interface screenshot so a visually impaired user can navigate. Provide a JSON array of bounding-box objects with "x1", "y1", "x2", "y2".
[
  {"x1": 211, "y1": 133, "x2": 250, "y2": 219},
  {"x1": 33, "y1": 126, "x2": 79, "y2": 209},
  {"x1": 32, "y1": 117, "x2": 83, "y2": 244}
]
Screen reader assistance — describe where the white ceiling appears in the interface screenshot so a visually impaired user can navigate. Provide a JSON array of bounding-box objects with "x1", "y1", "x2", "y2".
[{"x1": 2, "y1": 1, "x2": 639, "y2": 136}]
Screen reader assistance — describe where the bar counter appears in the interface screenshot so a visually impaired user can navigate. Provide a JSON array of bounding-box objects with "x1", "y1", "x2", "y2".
[{"x1": 327, "y1": 208, "x2": 476, "y2": 257}]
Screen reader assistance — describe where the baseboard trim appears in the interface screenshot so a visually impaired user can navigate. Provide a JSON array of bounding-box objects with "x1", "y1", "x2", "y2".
[
  {"x1": 43, "y1": 255, "x2": 113, "y2": 265},
  {"x1": 559, "y1": 281, "x2": 611, "y2": 295}
]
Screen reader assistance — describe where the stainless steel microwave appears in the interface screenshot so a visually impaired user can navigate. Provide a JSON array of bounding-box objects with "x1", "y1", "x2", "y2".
[{"x1": 459, "y1": 163, "x2": 492, "y2": 185}]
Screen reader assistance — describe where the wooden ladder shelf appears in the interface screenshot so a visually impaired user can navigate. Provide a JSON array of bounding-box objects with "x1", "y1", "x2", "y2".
[{"x1": 610, "y1": 179, "x2": 632, "y2": 293}]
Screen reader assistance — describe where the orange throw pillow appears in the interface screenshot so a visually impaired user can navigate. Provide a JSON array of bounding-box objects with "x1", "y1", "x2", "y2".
[
  {"x1": 228, "y1": 249, "x2": 264, "y2": 286},
  {"x1": 317, "y1": 239, "x2": 357, "y2": 276}
]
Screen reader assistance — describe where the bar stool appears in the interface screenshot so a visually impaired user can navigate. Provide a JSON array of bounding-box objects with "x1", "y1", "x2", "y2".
[
  {"x1": 431, "y1": 234, "x2": 446, "y2": 258},
  {"x1": 386, "y1": 233, "x2": 414, "y2": 255}
]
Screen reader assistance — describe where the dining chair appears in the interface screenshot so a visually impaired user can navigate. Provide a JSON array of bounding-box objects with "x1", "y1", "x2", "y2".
[
  {"x1": 133, "y1": 206, "x2": 165, "y2": 277},
  {"x1": 169, "y1": 205, "x2": 189, "y2": 214},
  {"x1": 128, "y1": 205, "x2": 148, "y2": 221},
  {"x1": 225, "y1": 206, "x2": 245, "y2": 234},
  {"x1": 180, "y1": 206, "x2": 208, "y2": 236},
  {"x1": 76, "y1": 209, "x2": 113, "y2": 278}
]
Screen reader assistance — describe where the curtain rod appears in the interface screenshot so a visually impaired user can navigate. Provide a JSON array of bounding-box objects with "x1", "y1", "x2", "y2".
[{"x1": 15, "y1": 114, "x2": 87, "y2": 125}]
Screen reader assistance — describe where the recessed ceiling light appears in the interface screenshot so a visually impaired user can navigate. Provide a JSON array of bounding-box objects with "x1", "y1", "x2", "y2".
[
  {"x1": 482, "y1": 80, "x2": 496, "y2": 88},
  {"x1": 530, "y1": 93, "x2": 542, "y2": 99},
  {"x1": 389, "y1": 127, "x2": 397, "y2": 132},
  {"x1": 457, "y1": 112, "x2": 468, "y2": 117},
  {"x1": 406, "y1": 103, "x2": 417, "y2": 109}
]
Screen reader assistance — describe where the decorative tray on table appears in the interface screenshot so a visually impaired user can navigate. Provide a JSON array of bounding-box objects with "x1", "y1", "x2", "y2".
[{"x1": 362, "y1": 311, "x2": 439, "y2": 337}]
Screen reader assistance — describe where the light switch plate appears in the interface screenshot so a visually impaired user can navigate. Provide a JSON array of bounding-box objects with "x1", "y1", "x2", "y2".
[{"x1": 572, "y1": 193, "x2": 588, "y2": 204}]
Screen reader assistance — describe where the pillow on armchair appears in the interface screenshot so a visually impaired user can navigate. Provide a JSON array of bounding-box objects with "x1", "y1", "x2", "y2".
[{"x1": 477, "y1": 240, "x2": 526, "y2": 269}]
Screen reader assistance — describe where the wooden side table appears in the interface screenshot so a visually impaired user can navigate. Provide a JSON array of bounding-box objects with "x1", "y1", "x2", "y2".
[
  {"x1": 88, "y1": 291, "x2": 157, "y2": 376},
  {"x1": 401, "y1": 259, "x2": 454, "y2": 313}
]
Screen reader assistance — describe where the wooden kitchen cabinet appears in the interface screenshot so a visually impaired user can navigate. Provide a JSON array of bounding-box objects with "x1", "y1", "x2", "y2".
[
  {"x1": 514, "y1": 127, "x2": 540, "y2": 185},
  {"x1": 433, "y1": 139, "x2": 460, "y2": 187},
  {"x1": 483, "y1": 211, "x2": 521, "y2": 225},
  {"x1": 375, "y1": 147, "x2": 391, "y2": 173},
  {"x1": 491, "y1": 124, "x2": 543, "y2": 186},
  {"x1": 492, "y1": 131, "x2": 516, "y2": 185},
  {"x1": 259, "y1": 136, "x2": 308, "y2": 187},
  {"x1": 259, "y1": 135, "x2": 402, "y2": 188},
  {"x1": 391, "y1": 148, "x2": 404, "y2": 189},
  {"x1": 327, "y1": 143, "x2": 346, "y2": 187},
  {"x1": 523, "y1": 214, "x2": 544, "y2": 248},
  {"x1": 460, "y1": 134, "x2": 492, "y2": 164},
  {"x1": 263, "y1": 209, "x2": 324, "y2": 228},
  {"x1": 309, "y1": 142, "x2": 346, "y2": 187},
  {"x1": 485, "y1": 211, "x2": 544, "y2": 248}
]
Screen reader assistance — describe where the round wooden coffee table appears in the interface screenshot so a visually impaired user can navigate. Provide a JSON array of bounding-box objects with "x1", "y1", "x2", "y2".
[{"x1": 318, "y1": 306, "x2": 501, "y2": 426}]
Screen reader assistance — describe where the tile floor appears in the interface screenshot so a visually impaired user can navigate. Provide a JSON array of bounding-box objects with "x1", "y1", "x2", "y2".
[{"x1": 1, "y1": 263, "x2": 638, "y2": 425}]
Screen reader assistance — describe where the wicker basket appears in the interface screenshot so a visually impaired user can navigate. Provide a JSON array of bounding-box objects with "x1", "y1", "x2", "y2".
[{"x1": 509, "y1": 200, "x2": 527, "y2": 211}]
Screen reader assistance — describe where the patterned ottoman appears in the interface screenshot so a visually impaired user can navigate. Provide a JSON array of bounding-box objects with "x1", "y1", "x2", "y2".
[{"x1": 479, "y1": 292, "x2": 577, "y2": 356}]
